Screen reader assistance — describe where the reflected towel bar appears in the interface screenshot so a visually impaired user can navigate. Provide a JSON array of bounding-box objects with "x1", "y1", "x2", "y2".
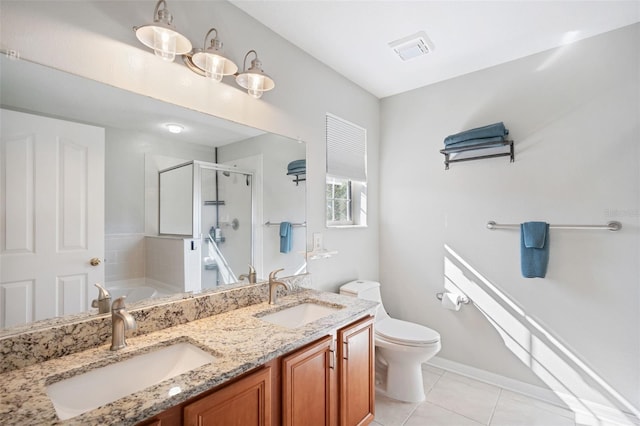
[
  {"x1": 487, "y1": 221, "x2": 622, "y2": 231},
  {"x1": 264, "y1": 221, "x2": 307, "y2": 227}
]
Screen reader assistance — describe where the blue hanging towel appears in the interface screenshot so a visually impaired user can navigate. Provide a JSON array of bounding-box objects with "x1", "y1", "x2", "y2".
[
  {"x1": 280, "y1": 222, "x2": 293, "y2": 253},
  {"x1": 520, "y1": 222, "x2": 550, "y2": 278}
]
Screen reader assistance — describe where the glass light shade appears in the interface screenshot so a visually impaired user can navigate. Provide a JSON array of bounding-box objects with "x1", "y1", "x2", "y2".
[
  {"x1": 247, "y1": 74, "x2": 265, "y2": 99},
  {"x1": 153, "y1": 27, "x2": 177, "y2": 62},
  {"x1": 192, "y1": 51, "x2": 238, "y2": 82},
  {"x1": 205, "y1": 55, "x2": 224, "y2": 81},
  {"x1": 236, "y1": 70, "x2": 275, "y2": 99},
  {"x1": 236, "y1": 52, "x2": 275, "y2": 98},
  {"x1": 135, "y1": 24, "x2": 192, "y2": 62}
]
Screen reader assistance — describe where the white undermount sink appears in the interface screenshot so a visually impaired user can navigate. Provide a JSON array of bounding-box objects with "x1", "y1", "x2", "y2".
[
  {"x1": 46, "y1": 341, "x2": 215, "y2": 420},
  {"x1": 258, "y1": 302, "x2": 342, "y2": 328}
]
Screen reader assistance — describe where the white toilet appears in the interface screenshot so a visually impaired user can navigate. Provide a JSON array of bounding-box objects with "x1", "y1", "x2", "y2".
[{"x1": 340, "y1": 280, "x2": 441, "y2": 403}]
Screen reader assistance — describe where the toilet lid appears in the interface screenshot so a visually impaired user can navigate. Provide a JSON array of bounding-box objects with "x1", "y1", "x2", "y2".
[{"x1": 376, "y1": 318, "x2": 440, "y2": 345}]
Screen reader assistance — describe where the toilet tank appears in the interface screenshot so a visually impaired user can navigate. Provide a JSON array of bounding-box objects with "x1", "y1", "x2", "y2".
[
  {"x1": 340, "y1": 280, "x2": 387, "y2": 322},
  {"x1": 340, "y1": 280, "x2": 382, "y2": 302}
]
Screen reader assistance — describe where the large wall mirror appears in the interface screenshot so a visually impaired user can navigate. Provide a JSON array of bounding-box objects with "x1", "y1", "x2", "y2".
[{"x1": 0, "y1": 56, "x2": 307, "y2": 330}]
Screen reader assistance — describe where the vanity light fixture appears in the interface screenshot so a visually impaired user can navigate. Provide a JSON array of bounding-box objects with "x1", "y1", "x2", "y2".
[
  {"x1": 235, "y1": 50, "x2": 275, "y2": 99},
  {"x1": 132, "y1": 3, "x2": 274, "y2": 98},
  {"x1": 134, "y1": 0, "x2": 192, "y2": 62},
  {"x1": 165, "y1": 123, "x2": 184, "y2": 134},
  {"x1": 185, "y1": 28, "x2": 238, "y2": 82}
]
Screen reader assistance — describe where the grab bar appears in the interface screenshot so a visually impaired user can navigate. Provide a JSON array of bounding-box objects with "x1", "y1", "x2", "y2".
[
  {"x1": 264, "y1": 221, "x2": 307, "y2": 227},
  {"x1": 487, "y1": 221, "x2": 621, "y2": 232}
]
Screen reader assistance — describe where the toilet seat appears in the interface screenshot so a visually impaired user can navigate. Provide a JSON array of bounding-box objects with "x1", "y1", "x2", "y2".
[{"x1": 376, "y1": 318, "x2": 440, "y2": 346}]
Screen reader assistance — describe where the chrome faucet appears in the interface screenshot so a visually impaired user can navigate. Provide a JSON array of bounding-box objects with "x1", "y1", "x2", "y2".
[
  {"x1": 268, "y1": 268, "x2": 289, "y2": 305},
  {"x1": 110, "y1": 296, "x2": 137, "y2": 351},
  {"x1": 239, "y1": 264, "x2": 257, "y2": 284},
  {"x1": 91, "y1": 283, "x2": 111, "y2": 314}
]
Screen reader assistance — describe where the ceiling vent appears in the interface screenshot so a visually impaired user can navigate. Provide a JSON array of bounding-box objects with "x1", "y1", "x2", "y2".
[{"x1": 388, "y1": 31, "x2": 434, "y2": 61}]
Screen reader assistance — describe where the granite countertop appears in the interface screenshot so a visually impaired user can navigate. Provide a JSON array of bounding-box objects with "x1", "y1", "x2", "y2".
[{"x1": 0, "y1": 289, "x2": 377, "y2": 425}]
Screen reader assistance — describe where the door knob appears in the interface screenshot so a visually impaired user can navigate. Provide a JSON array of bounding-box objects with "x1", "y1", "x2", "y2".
[{"x1": 89, "y1": 257, "x2": 102, "y2": 266}]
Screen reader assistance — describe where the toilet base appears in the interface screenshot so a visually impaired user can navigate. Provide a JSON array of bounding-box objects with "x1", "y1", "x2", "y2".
[
  {"x1": 375, "y1": 341, "x2": 441, "y2": 403},
  {"x1": 376, "y1": 354, "x2": 426, "y2": 403}
]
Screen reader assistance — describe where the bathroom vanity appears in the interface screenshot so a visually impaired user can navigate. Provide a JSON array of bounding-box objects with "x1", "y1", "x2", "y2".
[
  {"x1": 0, "y1": 281, "x2": 377, "y2": 425},
  {"x1": 139, "y1": 315, "x2": 374, "y2": 426}
]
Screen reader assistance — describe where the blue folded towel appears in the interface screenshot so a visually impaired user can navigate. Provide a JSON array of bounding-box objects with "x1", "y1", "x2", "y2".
[
  {"x1": 443, "y1": 136, "x2": 505, "y2": 150},
  {"x1": 280, "y1": 222, "x2": 293, "y2": 254},
  {"x1": 286, "y1": 167, "x2": 306, "y2": 175},
  {"x1": 520, "y1": 222, "x2": 549, "y2": 278},
  {"x1": 287, "y1": 160, "x2": 306, "y2": 172},
  {"x1": 444, "y1": 122, "x2": 509, "y2": 146}
]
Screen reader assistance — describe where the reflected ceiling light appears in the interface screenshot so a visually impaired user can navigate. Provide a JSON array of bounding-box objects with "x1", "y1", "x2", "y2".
[
  {"x1": 134, "y1": 0, "x2": 192, "y2": 62},
  {"x1": 235, "y1": 50, "x2": 275, "y2": 99},
  {"x1": 186, "y1": 28, "x2": 238, "y2": 82},
  {"x1": 165, "y1": 123, "x2": 184, "y2": 134}
]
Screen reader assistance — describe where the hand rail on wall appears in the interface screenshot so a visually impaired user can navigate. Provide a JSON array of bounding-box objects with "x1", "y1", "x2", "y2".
[
  {"x1": 264, "y1": 221, "x2": 307, "y2": 227},
  {"x1": 487, "y1": 221, "x2": 622, "y2": 231}
]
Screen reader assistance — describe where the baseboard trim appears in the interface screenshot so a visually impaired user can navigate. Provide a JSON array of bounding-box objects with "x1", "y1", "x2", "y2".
[{"x1": 427, "y1": 356, "x2": 563, "y2": 407}]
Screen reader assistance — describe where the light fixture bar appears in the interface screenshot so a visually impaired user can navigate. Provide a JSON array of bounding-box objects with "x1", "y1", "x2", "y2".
[{"x1": 132, "y1": 2, "x2": 274, "y2": 98}]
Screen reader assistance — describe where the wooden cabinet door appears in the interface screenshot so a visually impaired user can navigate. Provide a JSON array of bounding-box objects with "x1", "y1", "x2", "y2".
[
  {"x1": 282, "y1": 335, "x2": 334, "y2": 426},
  {"x1": 183, "y1": 366, "x2": 272, "y2": 426},
  {"x1": 135, "y1": 404, "x2": 181, "y2": 426},
  {"x1": 338, "y1": 316, "x2": 375, "y2": 426}
]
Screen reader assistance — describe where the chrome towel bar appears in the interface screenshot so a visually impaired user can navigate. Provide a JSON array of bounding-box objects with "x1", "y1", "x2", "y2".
[
  {"x1": 487, "y1": 221, "x2": 622, "y2": 231},
  {"x1": 264, "y1": 221, "x2": 307, "y2": 227}
]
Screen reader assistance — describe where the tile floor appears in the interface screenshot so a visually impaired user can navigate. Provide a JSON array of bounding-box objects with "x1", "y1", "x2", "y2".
[{"x1": 373, "y1": 365, "x2": 578, "y2": 426}]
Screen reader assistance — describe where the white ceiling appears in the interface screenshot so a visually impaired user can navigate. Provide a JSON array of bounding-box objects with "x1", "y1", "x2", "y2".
[
  {"x1": 0, "y1": 56, "x2": 263, "y2": 146},
  {"x1": 231, "y1": 0, "x2": 640, "y2": 99}
]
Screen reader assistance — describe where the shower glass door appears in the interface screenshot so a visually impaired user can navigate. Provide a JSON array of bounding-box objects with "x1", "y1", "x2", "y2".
[{"x1": 199, "y1": 164, "x2": 253, "y2": 288}]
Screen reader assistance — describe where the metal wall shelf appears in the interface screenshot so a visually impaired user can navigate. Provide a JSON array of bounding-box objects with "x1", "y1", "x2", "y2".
[
  {"x1": 289, "y1": 173, "x2": 306, "y2": 186},
  {"x1": 440, "y1": 140, "x2": 514, "y2": 170}
]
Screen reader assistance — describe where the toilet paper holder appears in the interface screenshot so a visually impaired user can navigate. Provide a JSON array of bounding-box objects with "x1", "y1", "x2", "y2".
[{"x1": 436, "y1": 292, "x2": 470, "y2": 305}]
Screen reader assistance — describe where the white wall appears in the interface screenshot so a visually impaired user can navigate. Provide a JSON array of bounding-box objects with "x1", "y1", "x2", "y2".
[
  {"x1": 219, "y1": 133, "x2": 307, "y2": 277},
  {"x1": 380, "y1": 23, "x2": 639, "y2": 417},
  {"x1": 0, "y1": 0, "x2": 380, "y2": 290},
  {"x1": 104, "y1": 127, "x2": 216, "y2": 284},
  {"x1": 106, "y1": 128, "x2": 216, "y2": 235}
]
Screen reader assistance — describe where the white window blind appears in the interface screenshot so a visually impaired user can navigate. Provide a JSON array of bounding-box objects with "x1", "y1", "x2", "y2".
[{"x1": 326, "y1": 113, "x2": 367, "y2": 182}]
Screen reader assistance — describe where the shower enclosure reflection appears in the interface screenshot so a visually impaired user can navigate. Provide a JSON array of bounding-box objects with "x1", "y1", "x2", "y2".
[{"x1": 157, "y1": 161, "x2": 253, "y2": 290}]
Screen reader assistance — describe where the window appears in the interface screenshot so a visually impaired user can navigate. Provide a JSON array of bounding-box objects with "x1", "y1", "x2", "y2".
[
  {"x1": 326, "y1": 177, "x2": 352, "y2": 224},
  {"x1": 326, "y1": 113, "x2": 367, "y2": 227}
]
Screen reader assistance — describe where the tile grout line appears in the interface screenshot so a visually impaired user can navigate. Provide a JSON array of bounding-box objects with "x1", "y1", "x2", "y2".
[
  {"x1": 401, "y1": 370, "x2": 444, "y2": 425},
  {"x1": 410, "y1": 399, "x2": 487, "y2": 426},
  {"x1": 415, "y1": 371, "x2": 489, "y2": 426},
  {"x1": 487, "y1": 388, "x2": 502, "y2": 425},
  {"x1": 400, "y1": 403, "x2": 420, "y2": 426}
]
